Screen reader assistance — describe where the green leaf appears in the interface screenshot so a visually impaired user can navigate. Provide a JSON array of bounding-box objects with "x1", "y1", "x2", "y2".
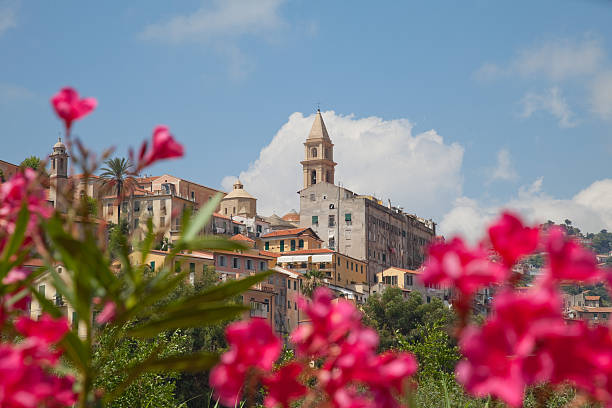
[
  {"x1": 0, "y1": 204, "x2": 29, "y2": 270},
  {"x1": 133, "y1": 351, "x2": 219, "y2": 373},
  {"x1": 128, "y1": 304, "x2": 248, "y2": 338},
  {"x1": 165, "y1": 271, "x2": 272, "y2": 314},
  {"x1": 181, "y1": 193, "x2": 222, "y2": 243}
]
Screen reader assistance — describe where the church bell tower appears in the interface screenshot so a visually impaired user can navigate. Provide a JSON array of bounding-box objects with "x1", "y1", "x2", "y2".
[
  {"x1": 300, "y1": 109, "x2": 336, "y2": 189},
  {"x1": 49, "y1": 137, "x2": 69, "y2": 211}
]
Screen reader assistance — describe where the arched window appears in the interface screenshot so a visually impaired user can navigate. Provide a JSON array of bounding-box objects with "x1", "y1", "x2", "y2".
[
  {"x1": 326, "y1": 171, "x2": 331, "y2": 183},
  {"x1": 311, "y1": 148, "x2": 317, "y2": 158},
  {"x1": 311, "y1": 170, "x2": 316, "y2": 185}
]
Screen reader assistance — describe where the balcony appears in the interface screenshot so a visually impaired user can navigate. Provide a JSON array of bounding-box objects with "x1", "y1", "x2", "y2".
[{"x1": 250, "y1": 309, "x2": 269, "y2": 318}]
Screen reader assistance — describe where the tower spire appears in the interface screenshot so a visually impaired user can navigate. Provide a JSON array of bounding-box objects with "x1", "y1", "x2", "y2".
[{"x1": 301, "y1": 110, "x2": 336, "y2": 189}]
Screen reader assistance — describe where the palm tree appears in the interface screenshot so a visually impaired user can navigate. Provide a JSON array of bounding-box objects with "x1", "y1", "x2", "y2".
[
  {"x1": 99, "y1": 158, "x2": 137, "y2": 225},
  {"x1": 302, "y1": 269, "x2": 326, "y2": 298}
]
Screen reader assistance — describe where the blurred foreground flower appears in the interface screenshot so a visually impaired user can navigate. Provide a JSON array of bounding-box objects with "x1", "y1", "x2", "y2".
[{"x1": 50, "y1": 87, "x2": 97, "y2": 135}]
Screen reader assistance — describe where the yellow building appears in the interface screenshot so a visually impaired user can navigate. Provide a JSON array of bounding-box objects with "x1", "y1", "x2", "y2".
[
  {"x1": 373, "y1": 267, "x2": 449, "y2": 304},
  {"x1": 276, "y1": 248, "x2": 367, "y2": 288},
  {"x1": 127, "y1": 249, "x2": 215, "y2": 285},
  {"x1": 261, "y1": 227, "x2": 322, "y2": 253}
]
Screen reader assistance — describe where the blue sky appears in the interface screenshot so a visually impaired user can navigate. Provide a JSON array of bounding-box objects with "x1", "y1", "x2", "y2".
[{"x1": 1, "y1": 0, "x2": 611, "y2": 239}]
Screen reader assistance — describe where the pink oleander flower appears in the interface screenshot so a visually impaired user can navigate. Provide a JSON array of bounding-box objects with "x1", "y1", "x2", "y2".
[
  {"x1": 50, "y1": 87, "x2": 97, "y2": 135},
  {"x1": 210, "y1": 319, "x2": 281, "y2": 405},
  {"x1": 15, "y1": 314, "x2": 69, "y2": 345},
  {"x1": 488, "y1": 211, "x2": 539, "y2": 267},
  {"x1": 456, "y1": 286, "x2": 566, "y2": 407},
  {"x1": 420, "y1": 237, "x2": 508, "y2": 298},
  {"x1": 262, "y1": 363, "x2": 307, "y2": 408},
  {"x1": 95, "y1": 301, "x2": 116, "y2": 324},
  {"x1": 137, "y1": 125, "x2": 184, "y2": 170},
  {"x1": 2, "y1": 268, "x2": 30, "y2": 285},
  {"x1": 291, "y1": 287, "x2": 362, "y2": 357},
  {"x1": 545, "y1": 226, "x2": 600, "y2": 282}
]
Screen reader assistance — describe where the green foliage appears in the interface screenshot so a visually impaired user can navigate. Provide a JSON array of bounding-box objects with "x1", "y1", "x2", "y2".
[
  {"x1": 592, "y1": 229, "x2": 612, "y2": 255},
  {"x1": 93, "y1": 326, "x2": 190, "y2": 408},
  {"x1": 524, "y1": 253, "x2": 544, "y2": 268},
  {"x1": 301, "y1": 269, "x2": 325, "y2": 297},
  {"x1": 107, "y1": 219, "x2": 129, "y2": 260},
  {"x1": 20, "y1": 155, "x2": 42, "y2": 170},
  {"x1": 362, "y1": 288, "x2": 454, "y2": 350}
]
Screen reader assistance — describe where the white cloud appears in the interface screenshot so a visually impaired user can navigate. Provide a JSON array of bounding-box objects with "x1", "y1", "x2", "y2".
[
  {"x1": 590, "y1": 71, "x2": 612, "y2": 120},
  {"x1": 140, "y1": 0, "x2": 285, "y2": 43},
  {"x1": 440, "y1": 177, "x2": 612, "y2": 243},
  {"x1": 488, "y1": 148, "x2": 518, "y2": 183},
  {"x1": 520, "y1": 87, "x2": 576, "y2": 128},
  {"x1": 0, "y1": 0, "x2": 18, "y2": 37},
  {"x1": 221, "y1": 111, "x2": 464, "y2": 219},
  {"x1": 476, "y1": 37, "x2": 604, "y2": 81}
]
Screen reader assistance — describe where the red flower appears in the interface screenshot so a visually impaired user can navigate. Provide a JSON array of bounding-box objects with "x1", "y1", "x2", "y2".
[
  {"x1": 420, "y1": 237, "x2": 507, "y2": 297},
  {"x1": 262, "y1": 363, "x2": 307, "y2": 408},
  {"x1": 291, "y1": 287, "x2": 362, "y2": 358},
  {"x1": 488, "y1": 211, "x2": 539, "y2": 267},
  {"x1": 137, "y1": 125, "x2": 184, "y2": 169},
  {"x1": 545, "y1": 226, "x2": 601, "y2": 282},
  {"x1": 50, "y1": 87, "x2": 97, "y2": 134},
  {"x1": 210, "y1": 319, "x2": 281, "y2": 405},
  {"x1": 95, "y1": 301, "x2": 116, "y2": 325},
  {"x1": 15, "y1": 314, "x2": 69, "y2": 345}
]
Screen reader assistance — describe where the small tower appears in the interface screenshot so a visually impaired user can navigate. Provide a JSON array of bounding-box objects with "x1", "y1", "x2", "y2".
[
  {"x1": 300, "y1": 109, "x2": 336, "y2": 189},
  {"x1": 49, "y1": 137, "x2": 69, "y2": 211},
  {"x1": 220, "y1": 180, "x2": 257, "y2": 218}
]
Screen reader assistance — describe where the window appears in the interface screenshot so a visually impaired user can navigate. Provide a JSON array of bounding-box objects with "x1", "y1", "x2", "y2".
[
  {"x1": 295, "y1": 302, "x2": 297, "y2": 310},
  {"x1": 337, "y1": 257, "x2": 340, "y2": 266},
  {"x1": 160, "y1": 216, "x2": 165, "y2": 226},
  {"x1": 134, "y1": 218, "x2": 139, "y2": 229},
  {"x1": 191, "y1": 191, "x2": 195, "y2": 200},
  {"x1": 54, "y1": 292, "x2": 63, "y2": 306},
  {"x1": 311, "y1": 147, "x2": 317, "y2": 158},
  {"x1": 280, "y1": 240, "x2": 285, "y2": 252},
  {"x1": 38, "y1": 284, "x2": 45, "y2": 297},
  {"x1": 329, "y1": 237, "x2": 335, "y2": 250},
  {"x1": 345, "y1": 213, "x2": 352, "y2": 224},
  {"x1": 259, "y1": 262, "x2": 266, "y2": 272},
  {"x1": 265, "y1": 241, "x2": 269, "y2": 250},
  {"x1": 310, "y1": 194, "x2": 316, "y2": 202},
  {"x1": 298, "y1": 239, "x2": 304, "y2": 249},
  {"x1": 288, "y1": 280, "x2": 291, "y2": 289},
  {"x1": 382, "y1": 253, "x2": 386, "y2": 263},
  {"x1": 328, "y1": 215, "x2": 335, "y2": 227},
  {"x1": 174, "y1": 262, "x2": 181, "y2": 273},
  {"x1": 134, "y1": 201, "x2": 140, "y2": 212},
  {"x1": 319, "y1": 262, "x2": 326, "y2": 269},
  {"x1": 189, "y1": 263, "x2": 195, "y2": 272},
  {"x1": 312, "y1": 215, "x2": 318, "y2": 225},
  {"x1": 361, "y1": 265, "x2": 363, "y2": 274},
  {"x1": 351, "y1": 262, "x2": 354, "y2": 271},
  {"x1": 288, "y1": 300, "x2": 291, "y2": 309},
  {"x1": 326, "y1": 171, "x2": 331, "y2": 182},
  {"x1": 224, "y1": 208, "x2": 228, "y2": 215},
  {"x1": 189, "y1": 270, "x2": 195, "y2": 285},
  {"x1": 246, "y1": 259, "x2": 253, "y2": 270},
  {"x1": 290, "y1": 240, "x2": 296, "y2": 251},
  {"x1": 294, "y1": 281, "x2": 297, "y2": 290},
  {"x1": 232, "y1": 258, "x2": 240, "y2": 269},
  {"x1": 72, "y1": 312, "x2": 78, "y2": 330},
  {"x1": 233, "y1": 207, "x2": 236, "y2": 214},
  {"x1": 122, "y1": 202, "x2": 128, "y2": 212},
  {"x1": 311, "y1": 170, "x2": 317, "y2": 185},
  {"x1": 346, "y1": 261, "x2": 349, "y2": 268},
  {"x1": 219, "y1": 255, "x2": 226, "y2": 267},
  {"x1": 233, "y1": 226, "x2": 239, "y2": 235},
  {"x1": 405, "y1": 274, "x2": 413, "y2": 286},
  {"x1": 150, "y1": 261, "x2": 155, "y2": 271}
]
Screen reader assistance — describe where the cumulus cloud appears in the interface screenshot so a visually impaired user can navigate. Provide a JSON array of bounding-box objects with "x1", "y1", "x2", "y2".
[
  {"x1": 520, "y1": 87, "x2": 576, "y2": 128},
  {"x1": 140, "y1": 0, "x2": 285, "y2": 43},
  {"x1": 440, "y1": 177, "x2": 612, "y2": 243},
  {"x1": 222, "y1": 111, "x2": 464, "y2": 219},
  {"x1": 476, "y1": 37, "x2": 604, "y2": 81},
  {"x1": 590, "y1": 71, "x2": 612, "y2": 120},
  {"x1": 488, "y1": 148, "x2": 518, "y2": 184}
]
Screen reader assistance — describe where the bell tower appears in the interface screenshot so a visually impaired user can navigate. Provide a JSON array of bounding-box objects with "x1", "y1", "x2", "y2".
[
  {"x1": 49, "y1": 137, "x2": 69, "y2": 211},
  {"x1": 300, "y1": 110, "x2": 336, "y2": 189}
]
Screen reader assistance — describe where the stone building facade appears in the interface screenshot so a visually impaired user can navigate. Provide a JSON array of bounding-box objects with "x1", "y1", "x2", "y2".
[{"x1": 298, "y1": 111, "x2": 436, "y2": 284}]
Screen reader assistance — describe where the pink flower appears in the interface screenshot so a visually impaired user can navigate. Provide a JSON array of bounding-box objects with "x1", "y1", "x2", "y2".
[
  {"x1": 95, "y1": 301, "x2": 116, "y2": 324},
  {"x1": 210, "y1": 319, "x2": 281, "y2": 405},
  {"x1": 488, "y1": 211, "x2": 539, "y2": 267},
  {"x1": 2, "y1": 268, "x2": 30, "y2": 285},
  {"x1": 137, "y1": 125, "x2": 184, "y2": 169},
  {"x1": 50, "y1": 87, "x2": 97, "y2": 134},
  {"x1": 420, "y1": 237, "x2": 508, "y2": 298},
  {"x1": 545, "y1": 226, "x2": 601, "y2": 282},
  {"x1": 262, "y1": 363, "x2": 307, "y2": 408},
  {"x1": 15, "y1": 314, "x2": 69, "y2": 345},
  {"x1": 290, "y1": 287, "x2": 362, "y2": 357}
]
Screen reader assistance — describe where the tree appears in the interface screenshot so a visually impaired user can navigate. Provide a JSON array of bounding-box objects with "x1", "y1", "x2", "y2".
[
  {"x1": 301, "y1": 269, "x2": 325, "y2": 298},
  {"x1": 108, "y1": 219, "x2": 129, "y2": 260},
  {"x1": 100, "y1": 157, "x2": 137, "y2": 225},
  {"x1": 20, "y1": 155, "x2": 42, "y2": 170},
  {"x1": 0, "y1": 168, "x2": 4, "y2": 182}
]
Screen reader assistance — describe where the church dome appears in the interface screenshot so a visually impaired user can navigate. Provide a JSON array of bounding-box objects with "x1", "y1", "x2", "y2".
[
  {"x1": 223, "y1": 180, "x2": 256, "y2": 200},
  {"x1": 282, "y1": 209, "x2": 300, "y2": 223},
  {"x1": 53, "y1": 137, "x2": 66, "y2": 149}
]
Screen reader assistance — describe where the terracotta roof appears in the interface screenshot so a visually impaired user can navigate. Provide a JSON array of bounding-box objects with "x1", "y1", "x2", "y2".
[
  {"x1": 261, "y1": 227, "x2": 313, "y2": 238},
  {"x1": 149, "y1": 249, "x2": 214, "y2": 260},
  {"x1": 282, "y1": 210, "x2": 300, "y2": 222},
  {"x1": 259, "y1": 250, "x2": 281, "y2": 258},
  {"x1": 213, "y1": 249, "x2": 275, "y2": 260},
  {"x1": 137, "y1": 177, "x2": 158, "y2": 183},
  {"x1": 585, "y1": 296, "x2": 601, "y2": 301},
  {"x1": 383, "y1": 267, "x2": 422, "y2": 275},
  {"x1": 230, "y1": 234, "x2": 255, "y2": 243},
  {"x1": 571, "y1": 306, "x2": 612, "y2": 313},
  {"x1": 213, "y1": 212, "x2": 244, "y2": 224}
]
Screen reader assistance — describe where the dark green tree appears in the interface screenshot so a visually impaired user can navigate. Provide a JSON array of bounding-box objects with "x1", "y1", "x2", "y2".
[{"x1": 20, "y1": 155, "x2": 42, "y2": 170}]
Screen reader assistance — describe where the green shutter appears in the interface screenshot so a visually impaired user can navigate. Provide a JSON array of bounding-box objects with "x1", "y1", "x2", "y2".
[
  {"x1": 345, "y1": 213, "x2": 351, "y2": 222},
  {"x1": 265, "y1": 241, "x2": 269, "y2": 250},
  {"x1": 312, "y1": 215, "x2": 318, "y2": 224},
  {"x1": 280, "y1": 240, "x2": 284, "y2": 252},
  {"x1": 150, "y1": 261, "x2": 155, "y2": 271},
  {"x1": 298, "y1": 239, "x2": 304, "y2": 248},
  {"x1": 291, "y1": 240, "x2": 296, "y2": 251}
]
